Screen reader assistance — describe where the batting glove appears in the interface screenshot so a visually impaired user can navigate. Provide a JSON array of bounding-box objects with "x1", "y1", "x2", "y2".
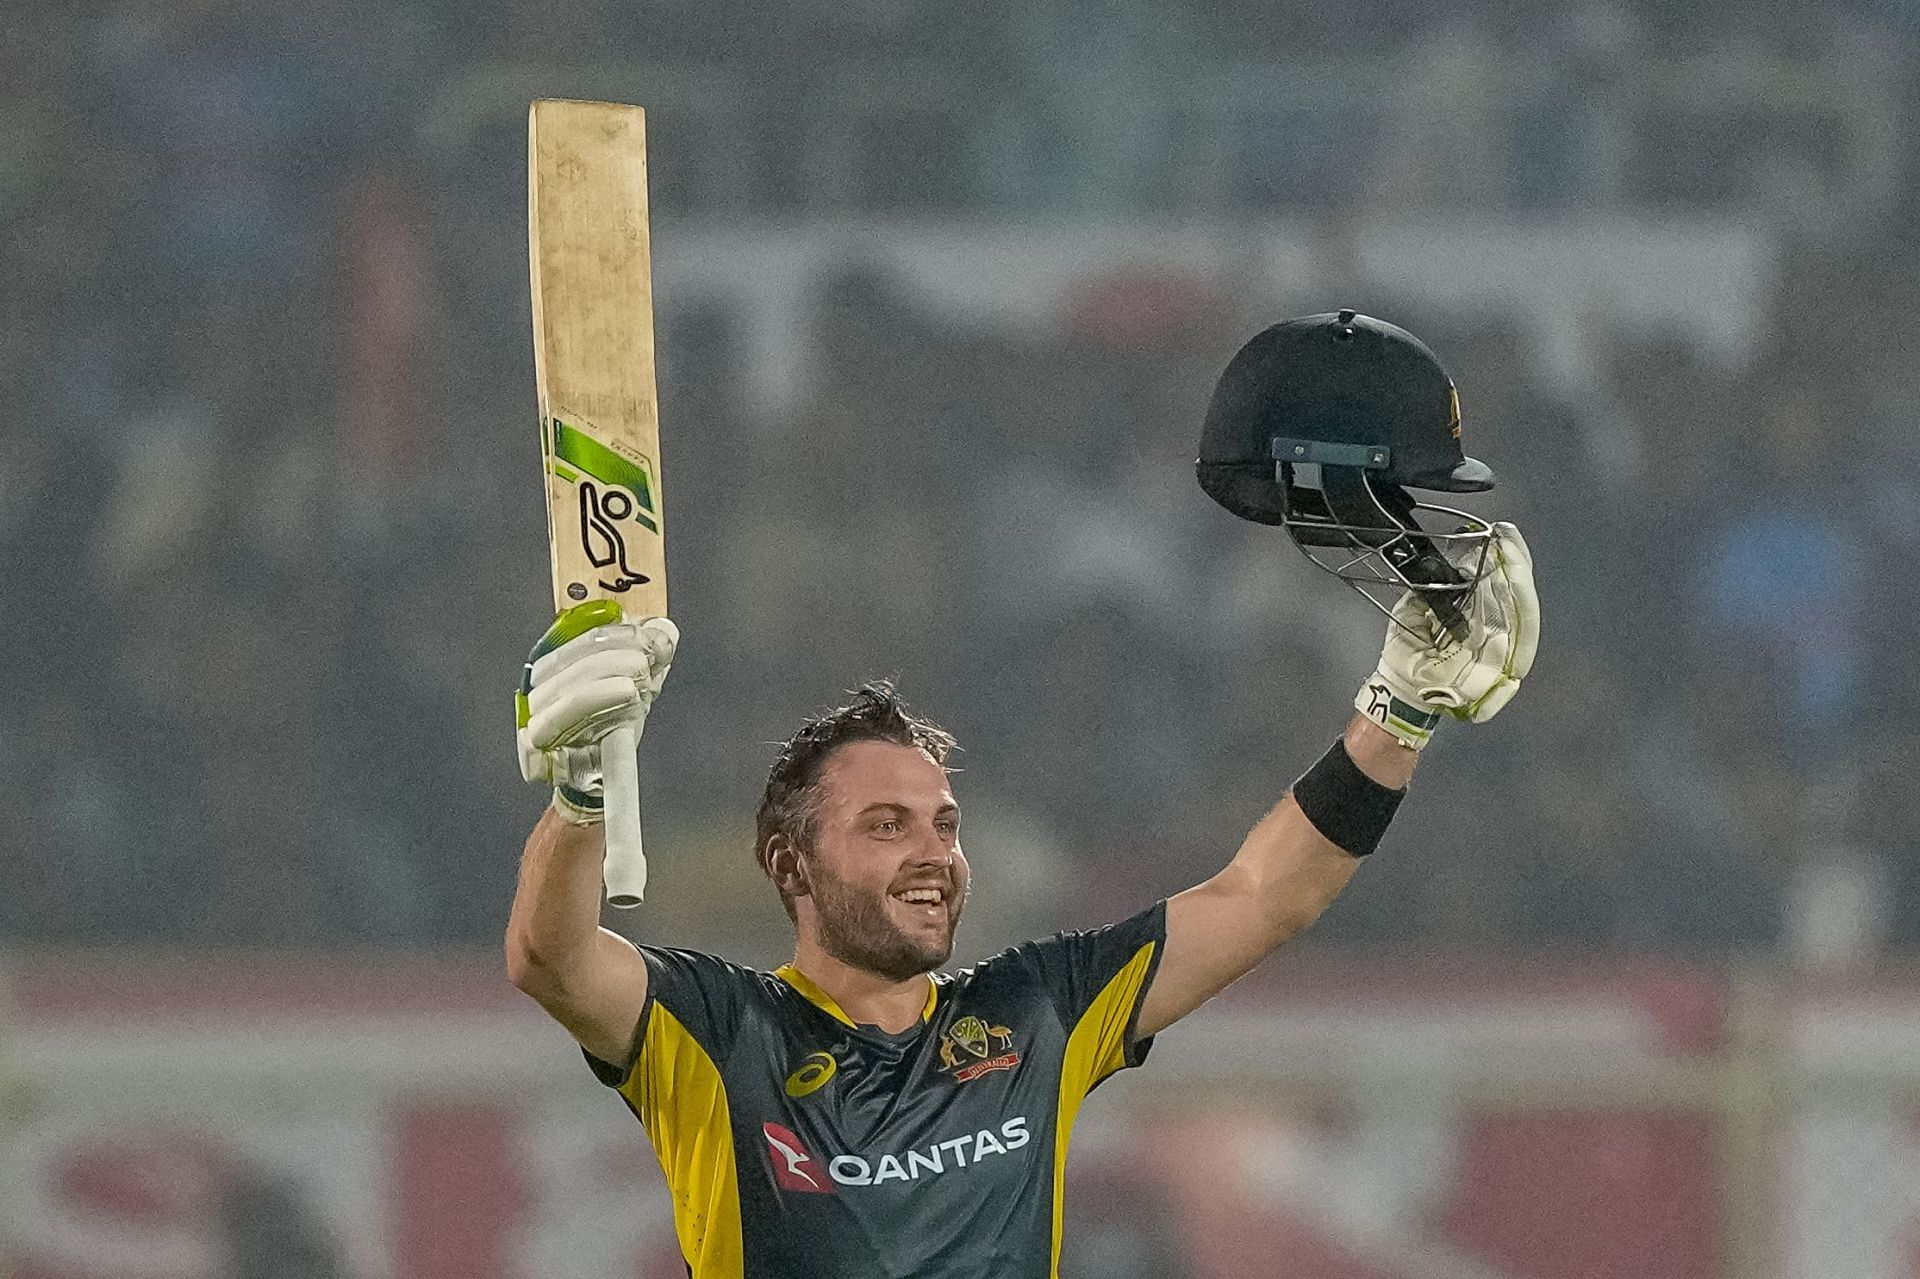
[
  {"x1": 516, "y1": 602, "x2": 679, "y2": 824},
  {"x1": 1356, "y1": 521, "x2": 1539, "y2": 749}
]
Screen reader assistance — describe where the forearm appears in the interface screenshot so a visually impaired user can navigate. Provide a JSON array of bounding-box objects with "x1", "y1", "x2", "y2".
[
  {"x1": 505, "y1": 806, "x2": 612, "y2": 984},
  {"x1": 1143, "y1": 715, "x2": 1415, "y2": 1033},
  {"x1": 1225, "y1": 716, "x2": 1415, "y2": 937}
]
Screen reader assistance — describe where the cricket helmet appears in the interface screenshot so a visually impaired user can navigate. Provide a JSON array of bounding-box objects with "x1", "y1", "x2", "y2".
[{"x1": 1195, "y1": 310, "x2": 1497, "y2": 638}]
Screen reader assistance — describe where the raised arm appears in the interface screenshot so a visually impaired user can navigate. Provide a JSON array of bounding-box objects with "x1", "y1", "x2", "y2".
[
  {"x1": 1138, "y1": 718, "x2": 1410, "y2": 1037},
  {"x1": 1137, "y1": 522, "x2": 1538, "y2": 1038},
  {"x1": 507, "y1": 610, "x2": 678, "y2": 1064},
  {"x1": 506, "y1": 809, "x2": 650, "y2": 1065}
]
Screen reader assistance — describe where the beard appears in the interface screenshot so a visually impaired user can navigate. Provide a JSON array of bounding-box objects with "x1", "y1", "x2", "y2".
[{"x1": 807, "y1": 860, "x2": 962, "y2": 982}]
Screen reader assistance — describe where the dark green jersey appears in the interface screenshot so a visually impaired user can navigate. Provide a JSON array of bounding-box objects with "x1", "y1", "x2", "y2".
[{"x1": 586, "y1": 901, "x2": 1168, "y2": 1279}]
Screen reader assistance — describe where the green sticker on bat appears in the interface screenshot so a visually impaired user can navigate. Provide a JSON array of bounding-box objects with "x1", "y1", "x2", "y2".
[
  {"x1": 550, "y1": 419, "x2": 659, "y2": 530},
  {"x1": 548, "y1": 417, "x2": 659, "y2": 595}
]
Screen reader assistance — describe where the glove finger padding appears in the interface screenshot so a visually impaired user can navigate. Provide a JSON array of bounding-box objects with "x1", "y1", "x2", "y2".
[
  {"x1": 1415, "y1": 634, "x2": 1512, "y2": 709},
  {"x1": 637, "y1": 614, "x2": 680, "y2": 670},
  {"x1": 1456, "y1": 675, "x2": 1522, "y2": 723},
  {"x1": 528, "y1": 672, "x2": 655, "y2": 750},
  {"x1": 527, "y1": 647, "x2": 657, "y2": 729},
  {"x1": 1488, "y1": 522, "x2": 1538, "y2": 685},
  {"x1": 1436, "y1": 518, "x2": 1536, "y2": 718},
  {"x1": 516, "y1": 611, "x2": 680, "y2": 791},
  {"x1": 1445, "y1": 523, "x2": 1537, "y2": 722},
  {"x1": 1358, "y1": 520, "x2": 1539, "y2": 746},
  {"x1": 518, "y1": 742, "x2": 603, "y2": 789},
  {"x1": 528, "y1": 618, "x2": 678, "y2": 689}
]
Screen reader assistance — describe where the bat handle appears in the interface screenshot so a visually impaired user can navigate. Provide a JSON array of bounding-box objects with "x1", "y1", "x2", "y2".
[{"x1": 601, "y1": 725, "x2": 647, "y2": 907}]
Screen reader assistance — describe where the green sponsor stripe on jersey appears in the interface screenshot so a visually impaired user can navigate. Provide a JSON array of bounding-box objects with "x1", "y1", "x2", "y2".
[{"x1": 551, "y1": 420, "x2": 657, "y2": 514}]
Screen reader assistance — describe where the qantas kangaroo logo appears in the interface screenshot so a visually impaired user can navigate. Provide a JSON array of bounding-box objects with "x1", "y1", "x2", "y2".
[{"x1": 762, "y1": 1123, "x2": 831, "y2": 1194}]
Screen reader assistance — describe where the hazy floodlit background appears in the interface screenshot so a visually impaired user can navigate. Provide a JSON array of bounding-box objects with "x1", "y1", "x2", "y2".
[{"x1": 7, "y1": 2, "x2": 1920, "y2": 1276}]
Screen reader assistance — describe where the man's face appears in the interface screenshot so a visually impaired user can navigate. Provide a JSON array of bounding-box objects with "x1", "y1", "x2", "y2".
[{"x1": 796, "y1": 740, "x2": 969, "y2": 981}]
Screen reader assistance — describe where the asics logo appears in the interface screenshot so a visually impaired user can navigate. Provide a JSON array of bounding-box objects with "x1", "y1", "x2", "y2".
[{"x1": 784, "y1": 1051, "x2": 838, "y2": 1097}]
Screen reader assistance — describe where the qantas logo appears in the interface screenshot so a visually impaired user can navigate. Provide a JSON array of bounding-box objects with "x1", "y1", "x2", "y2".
[
  {"x1": 763, "y1": 1123, "x2": 831, "y2": 1193},
  {"x1": 762, "y1": 1118, "x2": 1031, "y2": 1192}
]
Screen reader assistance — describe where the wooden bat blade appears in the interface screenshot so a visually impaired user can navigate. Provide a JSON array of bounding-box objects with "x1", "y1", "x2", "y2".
[{"x1": 528, "y1": 99, "x2": 667, "y2": 623}]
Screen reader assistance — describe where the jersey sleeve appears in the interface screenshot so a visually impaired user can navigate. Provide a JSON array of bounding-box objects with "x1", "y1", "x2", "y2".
[
  {"x1": 1011, "y1": 899, "x2": 1168, "y2": 1090},
  {"x1": 583, "y1": 945, "x2": 753, "y2": 1087},
  {"x1": 584, "y1": 947, "x2": 752, "y2": 1277}
]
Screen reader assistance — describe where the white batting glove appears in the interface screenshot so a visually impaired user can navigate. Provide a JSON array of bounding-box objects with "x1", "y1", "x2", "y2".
[
  {"x1": 516, "y1": 604, "x2": 679, "y2": 824},
  {"x1": 1356, "y1": 521, "x2": 1539, "y2": 749}
]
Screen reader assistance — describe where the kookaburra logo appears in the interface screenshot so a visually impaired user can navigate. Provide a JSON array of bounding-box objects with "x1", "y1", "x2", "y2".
[
  {"x1": 547, "y1": 418, "x2": 658, "y2": 598},
  {"x1": 577, "y1": 480, "x2": 650, "y2": 592},
  {"x1": 940, "y1": 1015, "x2": 1019, "y2": 1083}
]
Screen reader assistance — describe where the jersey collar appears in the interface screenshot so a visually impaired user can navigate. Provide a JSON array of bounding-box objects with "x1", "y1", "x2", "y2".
[{"x1": 775, "y1": 964, "x2": 939, "y2": 1029}]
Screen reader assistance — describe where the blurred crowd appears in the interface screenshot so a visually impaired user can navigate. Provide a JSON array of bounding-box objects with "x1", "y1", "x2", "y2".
[{"x1": 6, "y1": 0, "x2": 1920, "y2": 961}]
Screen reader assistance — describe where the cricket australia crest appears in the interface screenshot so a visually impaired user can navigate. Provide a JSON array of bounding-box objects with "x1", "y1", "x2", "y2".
[{"x1": 939, "y1": 1015, "x2": 1020, "y2": 1084}]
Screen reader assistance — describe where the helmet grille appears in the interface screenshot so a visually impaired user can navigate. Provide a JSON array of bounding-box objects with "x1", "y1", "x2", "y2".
[{"x1": 1279, "y1": 466, "x2": 1495, "y2": 642}]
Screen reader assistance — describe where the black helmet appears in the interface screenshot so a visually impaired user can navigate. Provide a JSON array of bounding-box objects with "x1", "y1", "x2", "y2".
[{"x1": 1196, "y1": 310, "x2": 1498, "y2": 638}]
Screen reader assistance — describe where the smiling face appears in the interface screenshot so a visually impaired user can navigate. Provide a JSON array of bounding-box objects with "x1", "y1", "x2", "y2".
[{"x1": 788, "y1": 740, "x2": 969, "y2": 981}]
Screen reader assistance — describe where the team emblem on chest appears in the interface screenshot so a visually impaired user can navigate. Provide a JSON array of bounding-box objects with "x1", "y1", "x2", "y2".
[{"x1": 939, "y1": 1014, "x2": 1020, "y2": 1084}]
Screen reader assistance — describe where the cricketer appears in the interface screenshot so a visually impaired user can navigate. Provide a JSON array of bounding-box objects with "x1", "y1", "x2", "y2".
[{"x1": 507, "y1": 312, "x2": 1540, "y2": 1278}]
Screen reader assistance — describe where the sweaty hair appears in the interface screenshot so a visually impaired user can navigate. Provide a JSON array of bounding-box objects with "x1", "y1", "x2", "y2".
[{"x1": 755, "y1": 682, "x2": 957, "y2": 921}]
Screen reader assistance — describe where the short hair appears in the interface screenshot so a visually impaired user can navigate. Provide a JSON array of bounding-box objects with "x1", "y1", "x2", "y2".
[{"x1": 755, "y1": 682, "x2": 957, "y2": 921}]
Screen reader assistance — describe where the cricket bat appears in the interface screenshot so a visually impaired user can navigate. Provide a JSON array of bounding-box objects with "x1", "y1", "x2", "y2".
[{"x1": 528, "y1": 99, "x2": 665, "y2": 907}]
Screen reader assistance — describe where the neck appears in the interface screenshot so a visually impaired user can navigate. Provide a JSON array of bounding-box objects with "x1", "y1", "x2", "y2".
[{"x1": 788, "y1": 936, "x2": 932, "y2": 1034}]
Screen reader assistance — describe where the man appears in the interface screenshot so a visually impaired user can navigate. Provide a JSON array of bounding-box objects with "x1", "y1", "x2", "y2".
[{"x1": 507, "y1": 313, "x2": 1539, "y2": 1278}]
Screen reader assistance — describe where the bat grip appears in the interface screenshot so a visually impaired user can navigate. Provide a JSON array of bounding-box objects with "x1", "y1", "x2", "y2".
[{"x1": 601, "y1": 725, "x2": 647, "y2": 907}]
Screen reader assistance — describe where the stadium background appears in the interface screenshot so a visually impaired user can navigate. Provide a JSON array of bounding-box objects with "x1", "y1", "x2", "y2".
[{"x1": 6, "y1": 1, "x2": 1920, "y2": 1275}]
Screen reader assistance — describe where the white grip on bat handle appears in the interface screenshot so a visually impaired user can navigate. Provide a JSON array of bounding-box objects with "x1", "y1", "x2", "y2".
[{"x1": 600, "y1": 724, "x2": 646, "y2": 907}]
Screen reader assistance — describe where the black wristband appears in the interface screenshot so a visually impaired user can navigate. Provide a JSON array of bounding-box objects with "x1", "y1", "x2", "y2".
[{"x1": 1289, "y1": 738, "x2": 1406, "y2": 857}]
